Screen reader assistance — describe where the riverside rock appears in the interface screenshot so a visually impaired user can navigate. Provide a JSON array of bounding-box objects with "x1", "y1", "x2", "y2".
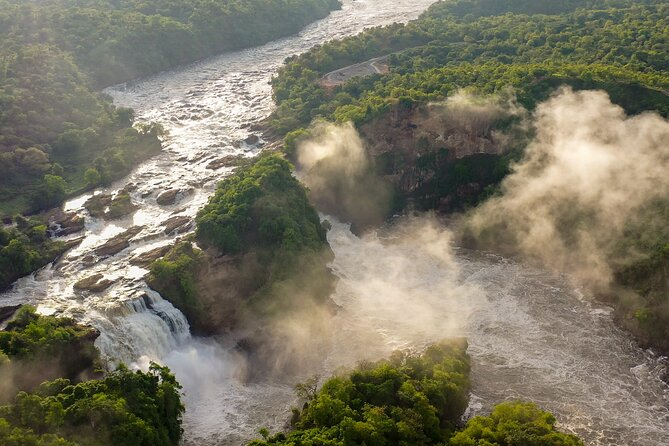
[
  {"x1": 206, "y1": 155, "x2": 242, "y2": 170},
  {"x1": 130, "y1": 245, "x2": 173, "y2": 268},
  {"x1": 0, "y1": 305, "x2": 21, "y2": 325},
  {"x1": 163, "y1": 216, "x2": 193, "y2": 234},
  {"x1": 48, "y1": 211, "x2": 85, "y2": 236},
  {"x1": 156, "y1": 189, "x2": 179, "y2": 205},
  {"x1": 94, "y1": 226, "x2": 144, "y2": 257},
  {"x1": 73, "y1": 274, "x2": 115, "y2": 292},
  {"x1": 244, "y1": 134, "x2": 260, "y2": 145}
]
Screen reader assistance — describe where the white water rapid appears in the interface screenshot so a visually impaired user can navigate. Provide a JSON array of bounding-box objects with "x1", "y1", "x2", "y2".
[{"x1": 1, "y1": 1, "x2": 667, "y2": 445}]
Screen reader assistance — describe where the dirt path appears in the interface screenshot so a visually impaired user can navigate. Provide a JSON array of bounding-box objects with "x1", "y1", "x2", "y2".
[{"x1": 320, "y1": 56, "x2": 390, "y2": 87}]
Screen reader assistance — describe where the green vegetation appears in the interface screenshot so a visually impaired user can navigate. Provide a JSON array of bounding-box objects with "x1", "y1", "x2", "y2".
[
  {"x1": 0, "y1": 0, "x2": 341, "y2": 88},
  {"x1": 607, "y1": 200, "x2": 669, "y2": 352},
  {"x1": 249, "y1": 341, "x2": 582, "y2": 446},
  {"x1": 0, "y1": 0, "x2": 342, "y2": 289},
  {"x1": 0, "y1": 217, "x2": 72, "y2": 291},
  {"x1": 0, "y1": 306, "x2": 99, "y2": 387},
  {"x1": 450, "y1": 401, "x2": 583, "y2": 446},
  {"x1": 270, "y1": 0, "x2": 668, "y2": 132},
  {"x1": 0, "y1": 308, "x2": 184, "y2": 446},
  {"x1": 196, "y1": 154, "x2": 328, "y2": 256},
  {"x1": 196, "y1": 153, "x2": 333, "y2": 312},
  {"x1": 0, "y1": 41, "x2": 163, "y2": 216},
  {"x1": 250, "y1": 340, "x2": 471, "y2": 445},
  {"x1": 148, "y1": 241, "x2": 207, "y2": 331},
  {"x1": 0, "y1": 364, "x2": 183, "y2": 446}
]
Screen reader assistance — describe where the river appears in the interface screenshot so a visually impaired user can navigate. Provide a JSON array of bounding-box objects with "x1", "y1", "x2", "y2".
[{"x1": 2, "y1": 0, "x2": 668, "y2": 444}]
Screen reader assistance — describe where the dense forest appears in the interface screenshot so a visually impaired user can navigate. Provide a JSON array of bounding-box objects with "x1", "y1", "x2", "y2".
[
  {"x1": 270, "y1": 0, "x2": 667, "y2": 131},
  {"x1": 0, "y1": 0, "x2": 341, "y2": 217},
  {"x1": 0, "y1": 307, "x2": 184, "y2": 446},
  {"x1": 249, "y1": 340, "x2": 583, "y2": 445},
  {"x1": 0, "y1": 0, "x2": 341, "y2": 88},
  {"x1": 268, "y1": 0, "x2": 669, "y2": 355}
]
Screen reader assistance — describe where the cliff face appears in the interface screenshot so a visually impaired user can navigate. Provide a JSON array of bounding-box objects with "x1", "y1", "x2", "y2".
[
  {"x1": 148, "y1": 241, "x2": 335, "y2": 334},
  {"x1": 359, "y1": 101, "x2": 521, "y2": 213},
  {"x1": 147, "y1": 241, "x2": 335, "y2": 376},
  {"x1": 146, "y1": 243, "x2": 245, "y2": 336}
]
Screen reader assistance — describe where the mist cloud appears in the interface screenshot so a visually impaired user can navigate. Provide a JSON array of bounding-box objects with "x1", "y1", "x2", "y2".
[
  {"x1": 464, "y1": 87, "x2": 669, "y2": 289},
  {"x1": 296, "y1": 122, "x2": 393, "y2": 233}
]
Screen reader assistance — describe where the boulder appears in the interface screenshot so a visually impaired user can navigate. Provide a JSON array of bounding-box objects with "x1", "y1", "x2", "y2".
[
  {"x1": 73, "y1": 274, "x2": 115, "y2": 293},
  {"x1": 94, "y1": 226, "x2": 143, "y2": 257},
  {"x1": 130, "y1": 245, "x2": 172, "y2": 268},
  {"x1": 106, "y1": 193, "x2": 137, "y2": 219},
  {"x1": 121, "y1": 183, "x2": 138, "y2": 193},
  {"x1": 156, "y1": 189, "x2": 179, "y2": 206},
  {"x1": 163, "y1": 216, "x2": 192, "y2": 234},
  {"x1": 84, "y1": 194, "x2": 112, "y2": 218},
  {"x1": 49, "y1": 211, "x2": 85, "y2": 236},
  {"x1": 244, "y1": 134, "x2": 260, "y2": 145},
  {"x1": 80, "y1": 254, "x2": 97, "y2": 266},
  {"x1": 206, "y1": 155, "x2": 242, "y2": 170}
]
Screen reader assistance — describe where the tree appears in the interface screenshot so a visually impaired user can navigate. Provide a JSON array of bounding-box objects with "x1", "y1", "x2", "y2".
[
  {"x1": 32, "y1": 175, "x2": 67, "y2": 210},
  {"x1": 449, "y1": 401, "x2": 584, "y2": 446},
  {"x1": 84, "y1": 167, "x2": 101, "y2": 187}
]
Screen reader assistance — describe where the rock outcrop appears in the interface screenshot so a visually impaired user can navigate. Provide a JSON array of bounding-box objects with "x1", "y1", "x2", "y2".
[
  {"x1": 130, "y1": 245, "x2": 172, "y2": 268},
  {"x1": 94, "y1": 226, "x2": 143, "y2": 257},
  {"x1": 48, "y1": 211, "x2": 85, "y2": 237},
  {"x1": 84, "y1": 189, "x2": 137, "y2": 220},
  {"x1": 73, "y1": 274, "x2": 115, "y2": 292},
  {"x1": 162, "y1": 216, "x2": 192, "y2": 234},
  {"x1": 84, "y1": 193, "x2": 112, "y2": 218},
  {"x1": 156, "y1": 189, "x2": 179, "y2": 206}
]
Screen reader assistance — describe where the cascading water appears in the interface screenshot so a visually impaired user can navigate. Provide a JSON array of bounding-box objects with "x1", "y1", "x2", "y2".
[{"x1": 1, "y1": 0, "x2": 667, "y2": 444}]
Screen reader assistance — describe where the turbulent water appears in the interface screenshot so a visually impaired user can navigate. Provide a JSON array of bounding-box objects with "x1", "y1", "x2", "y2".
[{"x1": 1, "y1": 0, "x2": 668, "y2": 444}]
